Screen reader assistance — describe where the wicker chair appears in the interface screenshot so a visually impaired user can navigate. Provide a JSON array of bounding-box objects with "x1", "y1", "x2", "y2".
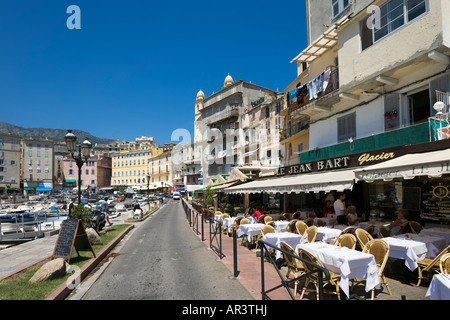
[
  {"x1": 440, "y1": 253, "x2": 450, "y2": 274},
  {"x1": 378, "y1": 225, "x2": 393, "y2": 238},
  {"x1": 292, "y1": 211, "x2": 301, "y2": 220},
  {"x1": 266, "y1": 221, "x2": 275, "y2": 228},
  {"x1": 334, "y1": 233, "x2": 357, "y2": 250},
  {"x1": 299, "y1": 248, "x2": 341, "y2": 300},
  {"x1": 220, "y1": 213, "x2": 231, "y2": 234},
  {"x1": 362, "y1": 239, "x2": 392, "y2": 299},
  {"x1": 280, "y1": 241, "x2": 304, "y2": 296},
  {"x1": 279, "y1": 213, "x2": 289, "y2": 221},
  {"x1": 355, "y1": 228, "x2": 374, "y2": 251},
  {"x1": 316, "y1": 219, "x2": 327, "y2": 227},
  {"x1": 340, "y1": 226, "x2": 355, "y2": 235},
  {"x1": 239, "y1": 218, "x2": 251, "y2": 246},
  {"x1": 304, "y1": 217, "x2": 314, "y2": 227},
  {"x1": 283, "y1": 219, "x2": 299, "y2": 233},
  {"x1": 306, "y1": 226, "x2": 318, "y2": 243},
  {"x1": 232, "y1": 216, "x2": 244, "y2": 234},
  {"x1": 258, "y1": 214, "x2": 267, "y2": 224},
  {"x1": 364, "y1": 224, "x2": 375, "y2": 236},
  {"x1": 416, "y1": 245, "x2": 450, "y2": 286},
  {"x1": 264, "y1": 216, "x2": 273, "y2": 224},
  {"x1": 393, "y1": 221, "x2": 411, "y2": 235},
  {"x1": 295, "y1": 221, "x2": 308, "y2": 237},
  {"x1": 409, "y1": 221, "x2": 424, "y2": 234},
  {"x1": 256, "y1": 225, "x2": 276, "y2": 250}
]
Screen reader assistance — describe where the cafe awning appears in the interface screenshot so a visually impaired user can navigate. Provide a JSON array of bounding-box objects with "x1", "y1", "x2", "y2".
[
  {"x1": 354, "y1": 148, "x2": 450, "y2": 182},
  {"x1": 223, "y1": 169, "x2": 355, "y2": 194}
]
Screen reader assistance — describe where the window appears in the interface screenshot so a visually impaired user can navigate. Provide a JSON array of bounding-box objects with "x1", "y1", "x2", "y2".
[
  {"x1": 337, "y1": 112, "x2": 356, "y2": 143},
  {"x1": 332, "y1": 0, "x2": 351, "y2": 19},
  {"x1": 362, "y1": 0, "x2": 428, "y2": 50}
]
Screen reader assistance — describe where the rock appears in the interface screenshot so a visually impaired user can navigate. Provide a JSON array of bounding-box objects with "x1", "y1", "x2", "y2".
[
  {"x1": 86, "y1": 227, "x2": 103, "y2": 245},
  {"x1": 29, "y1": 258, "x2": 67, "y2": 284}
]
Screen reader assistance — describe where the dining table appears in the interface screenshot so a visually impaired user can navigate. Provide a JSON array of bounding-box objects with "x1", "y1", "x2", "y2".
[
  {"x1": 223, "y1": 217, "x2": 236, "y2": 234},
  {"x1": 314, "y1": 217, "x2": 337, "y2": 226},
  {"x1": 238, "y1": 223, "x2": 265, "y2": 240},
  {"x1": 382, "y1": 235, "x2": 429, "y2": 271},
  {"x1": 420, "y1": 227, "x2": 450, "y2": 244},
  {"x1": 358, "y1": 221, "x2": 390, "y2": 236},
  {"x1": 262, "y1": 232, "x2": 306, "y2": 260},
  {"x1": 315, "y1": 226, "x2": 342, "y2": 243},
  {"x1": 274, "y1": 220, "x2": 290, "y2": 233},
  {"x1": 398, "y1": 233, "x2": 448, "y2": 259},
  {"x1": 425, "y1": 273, "x2": 450, "y2": 300},
  {"x1": 295, "y1": 242, "x2": 379, "y2": 298}
]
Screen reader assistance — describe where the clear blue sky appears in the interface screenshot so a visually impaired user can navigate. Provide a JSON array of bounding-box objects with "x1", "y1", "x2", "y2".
[{"x1": 0, "y1": 0, "x2": 307, "y2": 145}]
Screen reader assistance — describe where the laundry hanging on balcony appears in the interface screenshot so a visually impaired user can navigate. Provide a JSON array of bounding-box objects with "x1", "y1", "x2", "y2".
[{"x1": 308, "y1": 67, "x2": 331, "y2": 102}]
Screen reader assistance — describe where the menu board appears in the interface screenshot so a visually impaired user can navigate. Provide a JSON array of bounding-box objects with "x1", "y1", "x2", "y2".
[{"x1": 422, "y1": 183, "x2": 450, "y2": 221}]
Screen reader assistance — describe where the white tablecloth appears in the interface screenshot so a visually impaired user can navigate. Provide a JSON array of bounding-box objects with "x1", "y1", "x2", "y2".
[
  {"x1": 382, "y1": 235, "x2": 428, "y2": 271},
  {"x1": 420, "y1": 227, "x2": 450, "y2": 244},
  {"x1": 400, "y1": 233, "x2": 448, "y2": 259},
  {"x1": 358, "y1": 221, "x2": 390, "y2": 236},
  {"x1": 295, "y1": 242, "x2": 379, "y2": 298},
  {"x1": 223, "y1": 217, "x2": 236, "y2": 233},
  {"x1": 426, "y1": 273, "x2": 450, "y2": 300},
  {"x1": 263, "y1": 232, "x2": 306, "y2": 259},
  {"x1": 316, "y1": 227, "x2": 342, "y2": 243},
  {"x1": 238, "y1": 223, "x2": 265, "y2": 239},
  {"x1": 274, "y1": 221, "x2": 290, "y2": 233}
]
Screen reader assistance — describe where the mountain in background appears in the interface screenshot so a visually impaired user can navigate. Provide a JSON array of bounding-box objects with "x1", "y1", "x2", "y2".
[{"x1": 0, "y1": 121, "x2": 116, "y2": 145}]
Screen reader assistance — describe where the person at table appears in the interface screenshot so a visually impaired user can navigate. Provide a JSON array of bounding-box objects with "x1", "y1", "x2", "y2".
[
  {"x1": 347, "y1": 205, "x2": 362, "y2": 226},
  {"x1": 389, "y1": 209, "x2": 409, "y2": 234},
  {"x1": 244, "y1": 208, "x2": 254, "y2": 218},
  {"x1": 322, "y1": 200, "x2": 334, "y2": 217},
  {"x1": 333, "y1": 193, "x2": 347, "y2": 225},
  {"x1": 253, "y1": 207, "x2": 264, "y2": 221}
]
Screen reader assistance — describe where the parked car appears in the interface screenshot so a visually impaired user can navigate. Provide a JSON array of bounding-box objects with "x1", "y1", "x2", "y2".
[{"x1": 172, "y1": 192, "x2": 181, "y2": 200}]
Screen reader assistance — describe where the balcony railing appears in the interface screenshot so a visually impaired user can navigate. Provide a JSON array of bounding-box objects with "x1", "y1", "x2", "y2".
[
  {"x1": 280, "y1": 123, "x2": 310, "y2": 141},
  {"x1": 205, "y1": 105, "x2": 240, "y2": 126},
  {"x1": 285, "y1": 66, "x2": 339, "y2": 114}
]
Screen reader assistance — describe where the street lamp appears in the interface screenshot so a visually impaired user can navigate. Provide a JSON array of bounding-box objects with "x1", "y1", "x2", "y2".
[
  {"x1": 64, "y1": 130, "x2": 93, "y2": 205},
  {"x1": 146, "y1": 174, "x2": 151, "y2": 209}
]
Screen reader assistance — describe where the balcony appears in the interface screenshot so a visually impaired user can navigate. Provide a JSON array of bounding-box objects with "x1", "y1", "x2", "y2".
[
  {"x1": 282, "y1": 66, "x2": 339, "y2": 117},
  {"x1": 280, "y1": 123, "x2": 310, "y2": 141},
  {"x1": 205, "y1": 105, "x2": 240, "y2": 126},
  {"x1": 299, "y1": 122, "x2": 434, "y2": 163}
]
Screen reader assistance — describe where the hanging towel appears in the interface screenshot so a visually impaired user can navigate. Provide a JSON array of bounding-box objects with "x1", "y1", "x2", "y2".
[
  {"x1": 322, "y1": 68, "x2": 331, "y2": 92},
  {"x1": 288, "y1": 88, "x2": 298, "y2": 101}
]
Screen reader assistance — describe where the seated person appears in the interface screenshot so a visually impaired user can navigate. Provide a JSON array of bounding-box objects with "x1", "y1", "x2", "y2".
[
  {"x1": 322, "y1": 200, "x2": 334, "y2": 217},
  {"x1": 346, "y1": 205, "x2": 361, "y2": 226},
  {"x1": 253, "y1": 207, "x2": 263, "y2": 221},
  {"x1": 390, "y1": 209, "x2": 409, "y2": 234}
]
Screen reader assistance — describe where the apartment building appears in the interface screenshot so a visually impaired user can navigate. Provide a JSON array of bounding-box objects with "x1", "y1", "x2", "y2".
[
  {"x1": 0, "y1": 133, "x2": 21, "y2": 194},
  {"x1": 21, "y1": 137, "x2": 54, "y2": 194}
]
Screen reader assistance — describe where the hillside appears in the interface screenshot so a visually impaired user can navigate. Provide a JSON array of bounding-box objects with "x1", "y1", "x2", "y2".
[{"x1": 0, "y1": 121, "x2": 116, "y2": 145}]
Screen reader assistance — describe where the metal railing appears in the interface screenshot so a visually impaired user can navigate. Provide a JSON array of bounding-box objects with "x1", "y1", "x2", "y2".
[
  {"x1": 0, "y1": 213, "x2": 64, "y2": 241},
  {"x1": 209, "y1": 218, "x2": 225, "y2": 259},
  {"x1": 257, "y1": 239, "x2": 331, "y2": 300}
]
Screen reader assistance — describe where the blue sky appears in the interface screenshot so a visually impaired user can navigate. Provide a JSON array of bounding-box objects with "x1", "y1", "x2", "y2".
[{"x1": 0, "y1": 0, "x2": 307, "y2": 144}]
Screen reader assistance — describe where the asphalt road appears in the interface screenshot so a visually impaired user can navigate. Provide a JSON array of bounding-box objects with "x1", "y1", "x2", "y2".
[{"x1": 77, "y1": 199, "x2": 255, "y2": 300}]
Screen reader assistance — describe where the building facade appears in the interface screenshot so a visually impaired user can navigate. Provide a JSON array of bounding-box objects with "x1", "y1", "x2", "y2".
[{"x1": 0, "y1": 133, "x2": 21, "y2": 194}]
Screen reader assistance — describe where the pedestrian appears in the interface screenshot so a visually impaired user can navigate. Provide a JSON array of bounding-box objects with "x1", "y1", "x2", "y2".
[
  {"x1": 333, "y1": 193, "x2": 347, "y2": 225},
  {"x1": 68, "y1": 198, "x2": 75, "y2": 219},
  {"x1": 102, "y1": 197, "x2": 113, "y2": 226}
]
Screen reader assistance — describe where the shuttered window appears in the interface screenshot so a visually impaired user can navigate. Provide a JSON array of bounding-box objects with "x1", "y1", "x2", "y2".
[{"x1": 337, "y1": 112, "x2": 356, "y2": 143}]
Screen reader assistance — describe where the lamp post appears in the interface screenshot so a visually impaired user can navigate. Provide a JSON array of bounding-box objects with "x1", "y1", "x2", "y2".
[
  {"x1": 146, "y1": 174, "x2": 151, "y2": 210},
  {"x1": 64, "y1": 130, "x2": 93, "y2": 205}
]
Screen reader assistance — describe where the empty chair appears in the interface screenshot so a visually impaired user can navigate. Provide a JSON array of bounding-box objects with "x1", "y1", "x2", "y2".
[
  {"x1": 362, "y1": 239, "x2": 392, "y2": 299},
  {"x1": 279, "y1": 213, "x2": 289, "y2": 221},
  {"x1": 304, "y1": 217, "x2": 314, "y2": 227},
  {"x1": 258, "y1": 214, "x2": 267, "y2": 224},
  {"x1": 316, "y1": 219, "x2": 327, "y2": 227},
  {"x1": 256, "y1": 225, "x2": 276, "y2": 250},
  {"x1": 416, "y1": 245, "x2": 450, "y2": 286},
  {"x1": 393, "y1": 221, "x2": 411, "y2": 235},
  {"x1": 355, "y1": 228, "x2": 374, "y2": 251},
  {"x1": 409, "y1": 221, "x2": 424, "y2": 234},
  {"x1": 378, "y1": 226, "x2": 393, "y2": 238},
  {"x1": 264, "y1": 216, "x2": 273, "y2": 224},
  {"x1": 283, "y1": 219, "x2": 299, "y2": 233},
  {"x1": 334, "y1": 233, "x2": 357, "y2": 250},
  {"x1": 440, "y1": 253, "x2": 450, "y2": 274},
  {"x1": 292, "y1": 211, "x2": 301, "y2": 220},
  {"x1": 280, "y1": 241, "x2": 304, "y2": 296},
  {"x1": 295, "y1": 221, "x2": 308, "y2": 237},
  {"x1": 299, "y1": 248, "x2": 341, "y2": 300},
  {"x1": 220, "y1": 213, "x2": 231, "y2": 234},
  {"x1": 232, "y1": 216, "x2": 244, "y2": 233},
  {"x1": 305, "y1": 226, "x2": 318, "y2": 243},
  {"x1": 239, "y1": 218, "x2": 251, "y2": 246},
  {"x1": 340, "y1": 226, "x2": 355, "y2": 235},
  {"x1": 364, "y1": 224, "x2": 375, "y2": 236},
  {"x1": 266, "y1": 221, "x2": 275, "y2": 228}
]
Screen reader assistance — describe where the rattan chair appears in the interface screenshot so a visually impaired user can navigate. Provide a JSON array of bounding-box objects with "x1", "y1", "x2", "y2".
[
  {"x1": 409, "y1": 221, "x2": 424, "y2": 234},
  {"x1": 299, "y1": 248, "x2": 341, "y2": 300},
  {"x1": 362, "y1": 239, "x2": 392, "y2": 299},
  {"x1": 355, "y1": 228, "x2": 374, "y2": 251},
  {"x1": 220, "y1": 213, "x2": 230, "y2": 234},
  {"x1": 258, "y1": 214, "x2": 267, "y2": 224},
  {"x1": 279, "y1": 213, "x2": 289, "y2": 221},
  {"x1": 239, "y1": 218, "x2": 251, "y2": 246},
  {"x1": 283, "y1": 219, "x2": 299, "y2": 233},
  {"x1": 280, "y1": 241, "x2": 304, "y2": 296},
  {"x1": 264, "y1": 216, "x2": 273, "y2": 224},
  {"x1": 266, "y1": 221, "x2": 275, "y2": 228},
  {"x1": 340, "y1": 226, "x2": 355, "y2": 235},
  {"x1": 378, "y1": 225, "x2": 393, "y2": 238},
  {"x1": 304, "y1": 217, "x2": 314, "y2": 227},
  {"x1": 292, "y1": 211, "x2": 301, "y2": 220},
  {"x1": 416, "y1": 245, "x2": 450, "y2": 286},
  {"x1": 440, "y1": 253, "x2": 450, "y2": 274},
  {"x1": 334, "y1": 233, "x2": 357, "y2": 250},
  {"x1": 306, "y1": 226, "x2": 318, "y2": 243},
  {"x1": 256, "y1": 225, "x2": 276, "y2": 250},
  {"x1": 295, "y1": 220, "x2": 308, "y2": 237},
  {"x1": 393, "y1": 221, "x2": 411, "y2": 235},
  {"x1": 364, "y1": 224, "x2": 375, "y2": 236},
  {"x1": 316, "y1": 219, "x2": 327, "y2": 227},
  {"x1": 232, "y1": 216, "x2": 244, "y2": 234}
]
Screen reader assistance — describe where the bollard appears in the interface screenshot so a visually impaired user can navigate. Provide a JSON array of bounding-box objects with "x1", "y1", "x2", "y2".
[{"x1": 233, "y1": 229, "x2": 238, "y2": 278}]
